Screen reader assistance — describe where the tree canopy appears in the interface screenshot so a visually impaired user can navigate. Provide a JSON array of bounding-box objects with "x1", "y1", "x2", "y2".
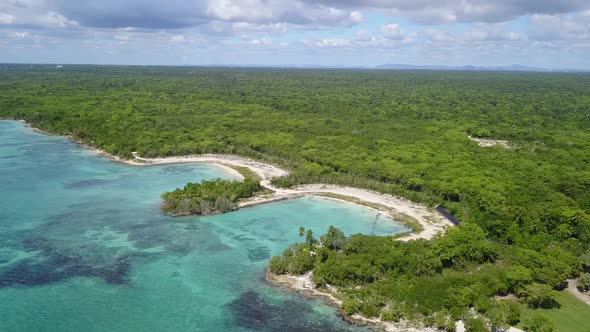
[{"x1": 160, "y1": 178, "x2": 262, "y2": 216}]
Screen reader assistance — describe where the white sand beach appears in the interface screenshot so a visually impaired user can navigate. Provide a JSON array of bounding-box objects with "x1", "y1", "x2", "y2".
[
  {"x1": 118, "y1": 152, "x2": 452, "y2": 240},
  {"x1": 23, "y1": 120, "x2": 451, "y2": 240}
]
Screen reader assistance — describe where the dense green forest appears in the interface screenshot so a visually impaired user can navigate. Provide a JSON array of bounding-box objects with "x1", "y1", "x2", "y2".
[
  {"x1": 1, "y1": 64, "x2": 590, "y2": 330},
  {"x1": 160, "y1": 178, "x2": 262, "y2": 216}
]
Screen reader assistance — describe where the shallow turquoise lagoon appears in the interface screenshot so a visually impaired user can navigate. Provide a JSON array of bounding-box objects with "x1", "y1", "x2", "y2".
[{"x1": 0, "y1": 120, "x2": 410, "y2": 331}]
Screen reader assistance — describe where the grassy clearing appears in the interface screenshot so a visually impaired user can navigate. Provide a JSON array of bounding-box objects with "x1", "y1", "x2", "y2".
[
  {"x1": 224, "y1": 165, "x2": 261, "y2": 181},
  {"x1": 312, "y1": 192, "x2": 424, "y2": 233},
  {"x1": 225, "y1": 165, "x2": 275, "y2": 197},
  {"x1": 518, "y1": 291, "x2": 590, "y2": 332}
]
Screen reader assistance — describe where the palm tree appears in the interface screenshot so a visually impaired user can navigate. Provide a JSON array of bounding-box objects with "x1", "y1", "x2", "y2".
[
  {"x1": 298, "y1": 226, "x2": 305, "y2": 240},
  {"x1": 306, "y1": 229, "x2": 314, "y2": 251},
  {"x1": 327, "y1": 225, "x2": 337, "y2": 250}
]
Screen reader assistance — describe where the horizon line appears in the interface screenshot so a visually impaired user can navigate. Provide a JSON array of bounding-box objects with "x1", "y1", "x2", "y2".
[{"x1": 1, "y1": 62, "x2": 589, "y2": 73}]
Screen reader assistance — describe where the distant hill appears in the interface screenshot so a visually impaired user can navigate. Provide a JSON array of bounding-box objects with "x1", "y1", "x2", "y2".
[
  {"x1": 218, "y1": 63, "x2": 589, "y2": 72},
  {"x1": 375, "y1": 63, "x2": 588, "y2": 72}
]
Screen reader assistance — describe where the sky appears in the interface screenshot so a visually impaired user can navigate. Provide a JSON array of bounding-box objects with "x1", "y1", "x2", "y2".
[{"x1": 1, "y1": 0, "x2": 590, "y2": 69}]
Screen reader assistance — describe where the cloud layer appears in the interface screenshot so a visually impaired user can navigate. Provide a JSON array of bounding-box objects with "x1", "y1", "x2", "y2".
[{"x1": 1, "y1": 0, "x2": 589, "y2": 68}]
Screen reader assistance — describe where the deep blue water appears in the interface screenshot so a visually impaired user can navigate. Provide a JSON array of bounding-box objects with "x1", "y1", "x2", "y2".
[{"x1": 0, "y1": 120, "x2": 410, "y2": 331}]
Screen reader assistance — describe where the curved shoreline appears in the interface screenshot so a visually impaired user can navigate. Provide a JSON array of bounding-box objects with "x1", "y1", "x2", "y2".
[
  {"x1": 9, "y1": 118, "x2": 452, "y2": 241},
  {"x1": 125, "y1": 153, "x2": 451, "y2": 240}
]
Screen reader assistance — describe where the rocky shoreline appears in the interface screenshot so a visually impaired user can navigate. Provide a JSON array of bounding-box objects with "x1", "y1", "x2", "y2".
[{"x1": 266, "y1": 271, "x2": 437, "y2": 332}]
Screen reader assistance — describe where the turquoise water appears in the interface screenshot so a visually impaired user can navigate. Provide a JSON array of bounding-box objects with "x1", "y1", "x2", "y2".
[{"x1": 0, "y1": 120, "x2": 410, "y2": 331}]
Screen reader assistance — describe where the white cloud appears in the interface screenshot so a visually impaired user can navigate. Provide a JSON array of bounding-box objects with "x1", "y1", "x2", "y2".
[
  {"x1": 206, "y1": 0, "x2": 273, "y2": 22},
  {"x1": 349, "y1": 11, "x2": 363, "y2": 24},
  {"x1": 11, "y1": 31, "x2": 31, "y2": 39},
  {"x1": 0, "y1": 1, "x2": 80, "y2": 28},
  {"x1": 0, "y1": 13, "x2": 15, "y2": 25},
  {"x1": 305, "y1": 38, "x2": 350, "y2": 48},
  {"x1": 355, "y1": 30, "x2": 374, "y2": 42},
  {"x1": 406, "y1": 8, "x2": 458, "y2": 24},
  {"x1": 114, "y1": 34, "x2": 130, "y2": 41},
  {"x1": 250, "y1": 37, "x2": 272, "y2": 46},
  {"x1": 205, "y1": 0, "x2": 361, "y2": 27},
  {"x1": 424, "y1": 28, "x2": 455, "y2": 42},
  {"x1": 402, "y1": 32, "x2": 418, "y2": 44},
  {"x1": 43, "y1": 11, "x2": 77, "y2": 28},
  {"x1": 232, "y1": 22, "x2": 288, "y2": 34},
  {"x1": 170, "y1": 35, "x2": 187, "y2": 43},
  {"x1": 465, "y1": 23, "x2": 523, "y2": 41},
  {"x1": 529, "y1": 13, "x2": 590, "y2": 41},
  {"x1": 381, "y1": 23, "x2": 403, "y2": 40},
  {"x1": 2, "y1": 0, "x2": 590, "y2": 32},
  {"x1": 319, "y1": 0, "x2": 590, "y2": 24}
]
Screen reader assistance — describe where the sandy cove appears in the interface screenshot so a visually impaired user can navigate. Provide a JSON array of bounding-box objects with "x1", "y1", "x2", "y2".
[
  {"x1": 17, "y1": 120, "x2": 452, "y2": 240},
  {"x1": 124, "y1": 153, "x2": 453, "y2": 241}
]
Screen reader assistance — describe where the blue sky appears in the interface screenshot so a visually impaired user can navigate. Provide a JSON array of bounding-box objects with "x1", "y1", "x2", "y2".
[{"x1": 1, "y1": 0, "x2": 590, "y2": 68}]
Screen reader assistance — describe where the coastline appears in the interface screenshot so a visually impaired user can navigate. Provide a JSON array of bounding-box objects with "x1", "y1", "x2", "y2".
[
  {"x1": 6, "y1": 119, "x2": 452, "y2": 331},
  {"x1": 125, "y1": 155, "x2": 450, "y2": 240},
  {"x1": 266, "y1": 271, "x2": 525, "y2": 332},
  {"x1": 118, "y1": 155, "x2": 451, "y2": 240},
  {"x1": 0, "y1": 119, "x2": 242, "y2": 180},
  {"x1": 10, "y1": 119, "x2": 451, "y2": 241},
  {"x1": 266, "y1": 271, "x2": 437, "y2": 332}
]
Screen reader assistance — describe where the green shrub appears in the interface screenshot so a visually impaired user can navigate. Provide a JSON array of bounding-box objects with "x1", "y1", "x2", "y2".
[
  {"x1": 502, "y1": 265, "x2": 533, "y2": 294},
  {"x1": 578, "y1": 273, "x2": 590, "y2": 292},
  {"x1": 520, "y1": 283, "x2": 557, "y2": 309},
  {"x1": 523, "y1": 313, "x2": 555, "y2": 332},
  {"x1": 358, "y1": 298, "x2": 382, "y2": 318},
  {"x1": 268, "y1": 256, "x2": 288, "y2": 275},
  {"x1": 381, "y1": 306, "x2": 403, "y2": 322},
  {"x1": 464, "y1": 316, "x2": 488, "y2": 332},
  {"x1": 161, "y1": 179, "x2": 262, "y2": 215},
  {"x1": 342, "y1": 298, "x2": 361, "y2": 316},
  {"x1": 287, "y1": 250, "x2": 316, "y2": 275},
  {"x1": 487, "y1": 300, "x2": 520, "y2": 330}
]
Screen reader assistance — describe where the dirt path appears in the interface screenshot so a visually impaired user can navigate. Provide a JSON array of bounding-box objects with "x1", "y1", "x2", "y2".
[{"x1": 567, "y1": 279, "x2": 590, "y2": 305}]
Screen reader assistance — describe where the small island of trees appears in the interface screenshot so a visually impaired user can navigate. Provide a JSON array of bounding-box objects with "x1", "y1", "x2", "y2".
[{"x1": 160, "y1": 178, "x2": 262, "y2": 216}]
